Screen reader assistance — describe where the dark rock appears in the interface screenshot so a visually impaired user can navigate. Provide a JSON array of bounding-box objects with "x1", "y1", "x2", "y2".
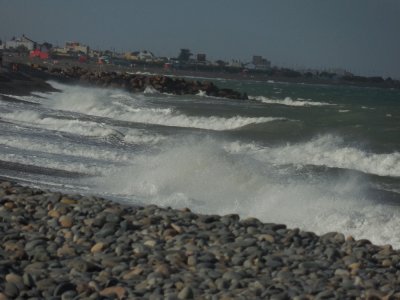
[
  {"x1": 53, "y1": 282, "x2": 76, "y2": 296},
  {"x1": 4, "y1": 282, "x2": 19, "y2": 298}
]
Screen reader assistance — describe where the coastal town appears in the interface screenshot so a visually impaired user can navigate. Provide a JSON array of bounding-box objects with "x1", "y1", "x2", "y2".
[
  {"x1": 1, "y1": 34, "x2": 399, "y2": 89},
  {"x1": 0, "y1": 34, "x2": 273, "y2": 72}
]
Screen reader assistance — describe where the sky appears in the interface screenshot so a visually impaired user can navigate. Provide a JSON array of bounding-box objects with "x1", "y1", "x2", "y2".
[{"x1": 1, "y1": 0, "x2": 399, "y2": 78}]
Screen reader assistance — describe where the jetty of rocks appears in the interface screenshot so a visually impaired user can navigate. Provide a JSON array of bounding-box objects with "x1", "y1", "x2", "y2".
[
  {"x1": 1, "y1": 180, "x2": 400, "y2": 299},
  {"x1": 3, "y1": 64, "x2": 248, "y2": 100},
  {"x1": 0, "y1": 69, "x2": 57, "y2": 96}
]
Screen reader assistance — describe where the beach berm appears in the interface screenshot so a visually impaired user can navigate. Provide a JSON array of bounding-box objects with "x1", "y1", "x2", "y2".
[{"x1": 1, "y1": 180, "x2": 400, "y2": 299}]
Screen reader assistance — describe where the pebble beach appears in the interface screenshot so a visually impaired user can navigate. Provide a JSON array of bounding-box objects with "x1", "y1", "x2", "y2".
[{"x1": 1, "y1": 180, "x2": 400, "y2": 299}]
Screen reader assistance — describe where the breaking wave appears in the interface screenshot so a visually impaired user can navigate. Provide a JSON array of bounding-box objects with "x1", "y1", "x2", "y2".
[
  {"x1": 0, "y1": 134, "x2": 132, "y2": 162},
  {"x1": 0, "y1": 151, "x2": 104, "y2": 175},
  {"x1": 0, "y1": 93, "x2": 43, "y2": 104},
  {"x1": 123, "y1": 129, "x2": 166, "y2": 145},
  {"x1": 0, "y1": 110, "x2": 118, "y2": 137},
  {"x1": 46, "y1": 83, "x2": 284, "y2": 130},
  {"x1": 249, "y1": 95, "x2": 333, "y2": 107},
  {"x1": 226, "y1": 135, "x2": 400, "y2": 178},
  {"x1": 95, "y1": 136, "x2": 400, "y2": 247}
]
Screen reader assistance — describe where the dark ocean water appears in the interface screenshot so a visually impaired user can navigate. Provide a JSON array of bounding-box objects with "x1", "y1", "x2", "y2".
[{"x1": 0, "y1": 79, "x2": 399, "y2": 246}]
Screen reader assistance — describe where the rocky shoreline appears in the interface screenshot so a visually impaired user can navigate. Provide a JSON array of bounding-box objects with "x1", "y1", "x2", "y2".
[
  {"x1": 0, "y1": 64, "x2": 247, "y2": 100},
  {"x1": 0, "y1": 70, "x2": 57, "y2": 96},
  {"x1": 1, "y1": 180, "x2": 400, "y2": 299}
]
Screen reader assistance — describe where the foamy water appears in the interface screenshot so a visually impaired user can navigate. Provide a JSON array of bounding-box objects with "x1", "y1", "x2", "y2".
[
  {"x1": 249, "y1": 95, "x2": 333, "y2": 107},
  {"x1": 1, "y1": 80, "x2": 400, "y2": 248},
  {"x1": 44, "y1": 83, "x2": 283, "y2": 131},
  {"x1": 226, "y1": 135, "x2": 400, "y2": 178}
]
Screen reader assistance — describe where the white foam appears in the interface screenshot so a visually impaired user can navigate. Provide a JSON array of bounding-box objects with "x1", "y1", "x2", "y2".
[
  {"x1": 0, "y1": 94, "x2": 43, "y2": 104},
  {"x1": 196, "y1": 90, "x2": 207, "y2": 97},
  {"x1": 361, "y1": 106, "x2": 375, "y2": 110},
  {"x1": 128, "y1": 71, "x2": 159, "y2": 76},
  {"x1": 225, "y1": 135, "x2": 400, "y2": 178},
  {"x1": 94, "y1": 136, "x2": 400, "y2": 248},
  {"x1": 0, "y1": 134, "x2": 132, "y2": 162},
  {"x1": 249, "y1": 95, "x2": 333, "y2": 107},
  {"x1": 143, "y1": 86, "x2": 159, "y2": 94},
  {"x1": 45, "y1": 83, "x2": 283, "y2": 131},
  {"x1": 0, "y1": 152, "x2": 104, "y2": 175},
  {"x1": 0, "y1": 110, "x2": 118, "y2": 137},
  {"x1": 127, "y1": 114, "x2": 281, "y2": 131},
  {"x1": 123, "y1": 129, "x2": 166, "y2": 145}
]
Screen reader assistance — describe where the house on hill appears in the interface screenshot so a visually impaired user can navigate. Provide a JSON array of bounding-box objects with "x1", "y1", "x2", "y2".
[{"x1": 5, "y1": 34, "x2": 37, "y2": 51}]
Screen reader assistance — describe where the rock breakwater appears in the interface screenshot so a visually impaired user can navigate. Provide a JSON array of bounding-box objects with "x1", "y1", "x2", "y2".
[
  {"x1": 1, "y1": 180, "x2": 400, "y2": 299},
  {"x1": 0, "y1": 70, "x2": 57, "y2": 96},
  {"x1": 11, "y1": 64, "x2": 248, "y2": 100}
]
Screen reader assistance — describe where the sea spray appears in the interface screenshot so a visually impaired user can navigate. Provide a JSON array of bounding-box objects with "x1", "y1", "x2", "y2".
[
  {"x1": 225, "y1": 135, "x2": 400, "y2": 178},
  {"x1": 93, "y1": 136, "x2": 400, "y2": 247}
]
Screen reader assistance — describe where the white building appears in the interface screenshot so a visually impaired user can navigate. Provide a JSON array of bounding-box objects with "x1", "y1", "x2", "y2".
[
  {"x1": 5, "y1": 35, "x2": 36, "y2": 51},
  {"x1": 229, "y1": 59, "x2": 244, "y2": 68},
  {"x1": 65, "y1": 42, "x2": 89, "y2": 55},
  {"x1": 138, "y1": 50, "x2": 155, "y2": 61}
]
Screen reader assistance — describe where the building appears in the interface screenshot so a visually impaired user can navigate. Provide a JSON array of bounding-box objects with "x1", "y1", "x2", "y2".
[
  {"x1": 228, "y1": 59, "x2": 244, "y2": 68},
  {"x1": 65, "y1": 42, "x2": 89, "y2": 55},
  {"x1": 5, "y1": 35, "x2": 37, "y2": 51},
  {"x1": 29, "y1": 49, "x2": 49, "y2": 60},
  {"x1": 124, "y1": 50, "x2": 155, "y2": 62},
  {"x1": 252, "y1": 55, "x2": 271, "y2": 70},
  {"x1": 138, "y1": 50, "x2": 155, "y2": 61},
  {"x1": 89, "y1": 49, "x2": 101, "y2": 58},
  {"x1": 124, "y1": 51, "x2": 140, "y2": 61},
  {"x1": 53, "y1": 41, "x2": 89, "y2": 57},
  {"x1": 197, "y1": 54, "x2": 206, "y2": 63}
]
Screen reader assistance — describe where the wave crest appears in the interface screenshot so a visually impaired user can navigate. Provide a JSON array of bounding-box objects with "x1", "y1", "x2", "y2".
[
  {"x1": 226, "y1": 135, "x2": 400, "y2": 177},
  {"x1": 249, "y1": 95, "x2": 333, "y2": 107}
]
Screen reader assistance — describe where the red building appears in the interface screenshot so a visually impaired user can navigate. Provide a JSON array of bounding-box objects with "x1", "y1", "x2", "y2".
[{"x1": 29, "y1": 49, "x2": 49, "y2": 60}]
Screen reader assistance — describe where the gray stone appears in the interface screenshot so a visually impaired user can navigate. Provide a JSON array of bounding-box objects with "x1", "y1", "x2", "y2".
[
  {"x1": 23, "y1": 272, "x2": 35, "y2": 288},
  {"x1": 5, "y1": 282, "x2": 19, "y2": 297},
  {"x1": 61, "y1": 290, "x2": 78, "y2": 300},
  {"x1": 299, "y1": 261, "x2": 323, "y2": 270},
  {"x1": 53, "y1": 282, "x2": 76, "y2": 296},
  {"x1": 177, "y1": 286, "x2": 194, "y2": 299}
]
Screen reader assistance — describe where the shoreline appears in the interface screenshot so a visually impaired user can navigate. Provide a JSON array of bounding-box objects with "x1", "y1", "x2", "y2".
[
  {"x1": 1, "y1": 179, "x2": 400, "y2": 299},
  {"x1": 3, "y1": 55, "x2": 400, "y2": 91}
]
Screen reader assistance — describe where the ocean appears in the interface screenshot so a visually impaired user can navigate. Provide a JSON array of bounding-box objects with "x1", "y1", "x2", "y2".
[{"x1": 1, "y1": 78, "x2": 399, "y2": 247}]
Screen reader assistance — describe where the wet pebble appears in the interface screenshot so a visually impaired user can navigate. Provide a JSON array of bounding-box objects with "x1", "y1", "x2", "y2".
[{"x1": 1, "y1": 180, "x2": 400, "y2": 299}]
